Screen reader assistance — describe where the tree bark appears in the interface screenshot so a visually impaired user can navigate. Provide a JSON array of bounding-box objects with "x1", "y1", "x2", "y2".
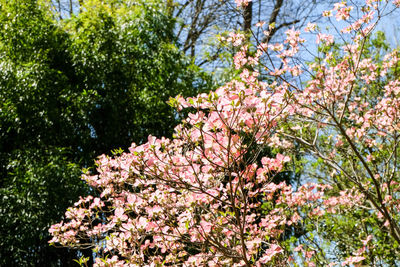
[{"x1": 243, "y1": 1, "x2": 253, "y2": 32}]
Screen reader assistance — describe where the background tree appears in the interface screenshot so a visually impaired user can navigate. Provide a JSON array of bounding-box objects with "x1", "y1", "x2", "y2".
[
  {"x1": 171, "y1": 0, "x2": 335, "y2": 69},
  {"x1": 50, "y1": 0, "x2": 335, "y2": 74},
  {"x1": 0, "y1": 0, "x2": 208, "y2": 265}
]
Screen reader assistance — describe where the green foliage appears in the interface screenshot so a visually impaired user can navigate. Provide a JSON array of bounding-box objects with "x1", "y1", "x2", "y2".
[
  {"x1": 0, "y1": 0, "x2": 209, "y2": 265},
  {"x1": 63, "y1": 0, "x2": 209, "y2": 153},
  {"x1": 0, "y1": 149, "x2": 86, "y2": 266}
]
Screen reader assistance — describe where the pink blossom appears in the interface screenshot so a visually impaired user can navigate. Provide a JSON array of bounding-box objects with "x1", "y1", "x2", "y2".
[
  {"x1": 341, "y1": 256, "x2": 365, "y2": 266},
  {"x1": 304, "y1": 22, "x2": 317, "y2": 32},
  {"x1": 316, "y1": 33, "x2": 334, "y2": 45},
  {"x1": 258, "y1": 244, "x2": 283, "y2": 264},
  {"x1": 235, "y1": 0, "x2": 251, "y2": 8}
]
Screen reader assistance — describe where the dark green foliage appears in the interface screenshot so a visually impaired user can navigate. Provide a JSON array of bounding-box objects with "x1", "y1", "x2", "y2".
[
  {"x1": 0, "y1": 149, "x2": 86, "y2": 266},
  {"x1": 65, "y1": 0, "x2": 209, "y2": 153}
]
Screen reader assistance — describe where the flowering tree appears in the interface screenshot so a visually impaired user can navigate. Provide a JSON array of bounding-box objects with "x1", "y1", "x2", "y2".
[{"x1": 50, "y1": 0, "x2": 400, "y2": 265}]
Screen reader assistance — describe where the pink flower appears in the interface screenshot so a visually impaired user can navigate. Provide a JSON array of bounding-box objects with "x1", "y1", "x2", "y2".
[
  {"x1": 228, "y1": 32, "x2": 245, "y2": 47},
  {"x1": 304, "y1": 22, "x2": 316, "y2": 32},
  {"x1": 294, "y1": 244, "x2": 303, "y2": 252},
  {"x1": 235, "y1": 0, "x2": 251, "y2": 7},
  {"x1": 316, "y1": 33, "x2": 334, "y2": 45},
  {"x1": 114, "y1": 207, "x2": 128, "y2": 222},
  {"x1": 342, "y1": 256, "x2": 365, "y2": 266},
  {"x1": 255, "y1": 21, "x2": 265, "y2": 27},
  {"x1": 199, "y1": 220, "x2": 213, "y2": 234},
  {"x1": 258, "y1": 244, "x2": 283, "y2": 264}
]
